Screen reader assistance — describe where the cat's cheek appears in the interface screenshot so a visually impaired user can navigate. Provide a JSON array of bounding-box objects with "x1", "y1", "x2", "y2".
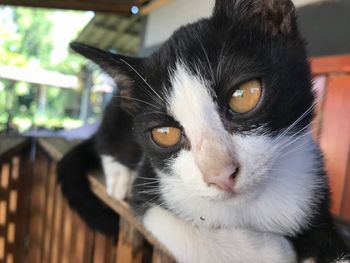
[{"x1": 230, "y1": 134, "x2": 278, "y2": 191}]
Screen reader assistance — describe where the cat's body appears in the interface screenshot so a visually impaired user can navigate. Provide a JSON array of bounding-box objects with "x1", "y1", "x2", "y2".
[{"x1": 57, "y1": 0, "x2": 350, "y2": 262}]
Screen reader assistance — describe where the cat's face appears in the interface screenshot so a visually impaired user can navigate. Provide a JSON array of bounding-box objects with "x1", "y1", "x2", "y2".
[
  {"x1": 131, "y1": 0, "x2": 314, "y2": 198},
  {"x1": 72, "y1": 0, "x2": 321, "y2": 233}
]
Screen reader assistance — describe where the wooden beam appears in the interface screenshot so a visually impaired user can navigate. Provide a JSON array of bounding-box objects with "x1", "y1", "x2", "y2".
[
  {"x1": 311, "y1": 55, "x2": 350, "y2": 75},
  {"x1": 140, "y1": 0, "x2": 174, "y2": 15},
  {"x1": 0, "y1": 0, "x2": 143, "y2": 14}
]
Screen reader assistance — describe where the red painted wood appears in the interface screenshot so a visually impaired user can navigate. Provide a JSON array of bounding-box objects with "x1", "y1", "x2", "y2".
[
  {"x1": 341, "y1": 151, "x2": 350, "y2": 218},
  {"x1": 312, "y1": 75, "x2": 327, "y2": 140},
  {"x1": 312, "y1": 55, "x2": 350, "y2": 75},
  {"x1": 319, "y1": 75, "x2": 350, "y2": 215}
]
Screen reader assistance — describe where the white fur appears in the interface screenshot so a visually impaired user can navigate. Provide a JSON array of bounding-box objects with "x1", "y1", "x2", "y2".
[
  {"x1": 161, "y1": 64, "x2": 324, "y2": 235},
  {"x1": 167, "y1": 62, "x2": 239, "y2": 185},
  {"x1": 101, "y1": 155, "x2": 135, "y2": 199},
  {"x1": 143, "y1": 206, "x2": 297, "y2": 263},
  {"x1": 160, "y1": 134, "x2": 323, "y2": 234}
]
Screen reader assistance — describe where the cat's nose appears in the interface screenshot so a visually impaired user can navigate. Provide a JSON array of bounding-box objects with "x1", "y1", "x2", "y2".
[{"x1": 206, "y1": 164, "x2": 240, "y2": 192}]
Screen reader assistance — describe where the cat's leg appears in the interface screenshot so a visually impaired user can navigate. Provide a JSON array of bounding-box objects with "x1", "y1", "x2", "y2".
[
  {"x1": 143, "y1": 206, "x2": 296, "y2": 263},
  {"x1": 101, "y1": 155, "x2": 135, "y2": 200}
]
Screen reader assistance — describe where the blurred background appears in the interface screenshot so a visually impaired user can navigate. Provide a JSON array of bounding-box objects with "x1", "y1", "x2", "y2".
[
  {"x1": 0, "y1": 1, "x2": 349, "y2": 263},
  {"x1": 0, "y1": 0, "x2": 349, "y2": 137}
]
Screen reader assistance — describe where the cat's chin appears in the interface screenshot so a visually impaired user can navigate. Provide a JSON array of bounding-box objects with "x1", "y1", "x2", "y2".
[{"x1": 199, "y1": 190, "x2": 237, "y2": 202}]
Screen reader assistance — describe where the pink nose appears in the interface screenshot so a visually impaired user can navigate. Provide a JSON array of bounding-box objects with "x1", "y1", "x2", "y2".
[{"x1": 206, "y1": 165, "x2": 239, "y2": 192}]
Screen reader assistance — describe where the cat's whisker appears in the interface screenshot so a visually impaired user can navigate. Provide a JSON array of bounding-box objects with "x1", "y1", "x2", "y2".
[
  {"x1": 197, "y1": 37, "x2": 216, "y2": 84},
  {"x1": 119, "y1": 58, "x2": 165, "y2": 103},
  {"x1": 142, "y1": 194, "x2": 163, "y2": 208},
  {"x1": 114, "y1": 95, "x2": 161, "y2": 109},
  {"x1": 134, "y1": 184, "x2": 161, "y2": 188},
  {"x1": 270, "y1": 122, "x2": 314, "y2": 154},
  {"x1": 137, "y1": 190, "x2": 163, "y2": 195},
  {"x1": 275, "y1": 128, "x2": 313, "y2": 153},
  {"x1": 278, "y1": 140, "x2": 314, "y2": 159},
  {"x1": 216, "y1": 39, "x2": 229, "y2": 82},
  {"x1": 273, "y1": 104, "x2": 315, "y2": 143},
  {"x1": 135, "y1": 175, "x2": 162, "y2": 180},
  {"x1": 134, "y1": 111, "x2": 170, "y2": 120}
]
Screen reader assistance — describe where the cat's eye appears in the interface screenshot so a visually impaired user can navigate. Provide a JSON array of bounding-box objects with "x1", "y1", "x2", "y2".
[
  {"x1": 229, "y1": 79, "x2": 262, "y2": 114},
  {"x1": 151, "y1": 127, "x2": 182, "y2": 147}
]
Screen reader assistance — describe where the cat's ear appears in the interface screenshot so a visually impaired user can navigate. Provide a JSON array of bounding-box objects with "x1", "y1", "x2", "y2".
[
  {"x1": 70, "y1": 42, "x2": 143, "y2": 89},
  {"x1": 212, "y1": 0, "x2": 298, "y2": 36}
]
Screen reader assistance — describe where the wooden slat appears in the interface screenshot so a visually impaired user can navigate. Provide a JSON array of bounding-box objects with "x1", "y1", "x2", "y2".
[
  {"x1": 152, "y1": 248, "x2": 174, "y2": 263},
  {"x1": 140, "y1": 0, "x2": 174, "y2": 15},
  {"x1": 0, "y1": 137, "x2": 27, "y2": 158},
  {"x1": 115, "y1": 218, "x2": 144, "y2": 263},
  {"x1": 2, "y1": 163, "x2": 11, "y2": 262},
  {"x1": 27, "y1": 150, "x2": 50, "y2": 263},
  {"x1": 60, "y1": 204, "x2": 74, "y2": 263},
  {"x1": 0, "y1": 236, "x2": 4, "y2": 262},
  {"x1": 83, "y1": 228, "x2": 94, "y2": 263},
  {"x1": 38, "y1": 138, "x2": 80, "y2": 162},
  {"x1": 92, "y1": 232, "x2": 106, "y2": 263},
  {"x1": 50, "y1": 185, "x2": 65, "y2": 263},
  {"x1": 312, "y1": 55, "x2": 350, "y2": 75},
  {"x1": 319, "y1": 75, "x2": 350, "y2": 215},
  {"x1": 72, "y1": 216, "x2": 90, "y2": 263},
  {"x1": 88, "y1": 175, "x2": 175, "y2": 262},
  {"x1": 42, "y1": 162, "x2": 57, "y2": 263},
  {"x1": 13, "y1": 149, "x2": 32, "y2": 263},
  {"x1": 0, "y1": 161, "x2": 9, "y2": 263}
]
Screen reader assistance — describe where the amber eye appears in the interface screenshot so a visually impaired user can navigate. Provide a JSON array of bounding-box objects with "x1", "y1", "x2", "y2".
[
  {"x1": 229, "y1": 79, "x2": 262, "y2": 114},
  {"x1": 151, "y1": 127, "x2": 182, "y2": 147}
]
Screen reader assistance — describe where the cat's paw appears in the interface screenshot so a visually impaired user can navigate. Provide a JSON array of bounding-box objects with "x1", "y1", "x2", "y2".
[{"x1": 101, "y1": 155, "x2": 134, "y2": 200}]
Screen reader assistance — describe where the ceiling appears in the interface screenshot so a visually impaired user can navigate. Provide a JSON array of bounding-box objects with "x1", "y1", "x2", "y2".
[
  {"x1": 0, "y1": 0, "x2": 148, "y2": 14},
  {"x1": 75, "y1": 13, "x2": 143, "y2": 55}
]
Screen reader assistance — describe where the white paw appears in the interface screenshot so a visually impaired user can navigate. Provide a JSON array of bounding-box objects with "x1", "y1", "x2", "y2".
[{"x1": 101, "y1": 155, "x2": 135, "y2": 200}]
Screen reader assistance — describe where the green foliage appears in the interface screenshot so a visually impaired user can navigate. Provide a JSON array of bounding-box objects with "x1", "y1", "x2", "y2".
[
  {"x1": 0, "y1": 6, "x2": 91, "y2": 132},
  {"x1": 11, "y1": 8, "x2": 54, "y2": 64}
]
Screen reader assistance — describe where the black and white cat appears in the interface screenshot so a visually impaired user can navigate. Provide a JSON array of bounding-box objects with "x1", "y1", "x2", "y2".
[{"x1": 57, "y1": 0, "x2": 350, "y2": 262}]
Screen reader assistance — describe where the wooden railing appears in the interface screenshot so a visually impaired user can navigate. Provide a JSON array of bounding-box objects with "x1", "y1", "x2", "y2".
[
  {"x1": 0, "y1": 137, "x2": 175, "y2": 263},
  {"x1": 0, "y1": 130, "x2": 350, "y2": 263},
  {"x1": 0, "y1": 138, "x2": 31, "y2": 263}
]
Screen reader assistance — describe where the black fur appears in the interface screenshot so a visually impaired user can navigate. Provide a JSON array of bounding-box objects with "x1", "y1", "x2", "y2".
[
  {"x1": 57, "y1": 137, "x2": 119, "y2": 234},
  {"x1": 57, "y1": 0, "x2": 350, "y2": 260}
]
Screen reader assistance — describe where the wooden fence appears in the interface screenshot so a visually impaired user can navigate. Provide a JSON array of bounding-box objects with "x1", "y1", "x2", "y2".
[{"x1": 0, "y1": 137, "x2": 174, "y2": 263}]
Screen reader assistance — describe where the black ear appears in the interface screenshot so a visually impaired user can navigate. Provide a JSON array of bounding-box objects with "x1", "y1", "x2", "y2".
[
  {"x1": 213, "y1": 0, "x2": 298, "y2": 36},
  {"x1": 70, "y1": 42, "x2": 145, "y2": 113},
  {"x1": 70, "y1": 42, "x2": 143, "y2": 88}
]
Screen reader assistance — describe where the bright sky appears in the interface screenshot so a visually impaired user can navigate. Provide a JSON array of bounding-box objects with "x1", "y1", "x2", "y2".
[
  {"x1": 0, "y1": 7, "x2": 94, "y2": 64},
  {"x1": 50, "y1": 10, "x2": 94, "y2": 63}
]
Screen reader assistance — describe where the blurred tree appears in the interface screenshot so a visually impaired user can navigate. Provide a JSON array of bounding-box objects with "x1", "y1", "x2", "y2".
[{"x1": 0, "y1": 7, "x2": 88, "y2": 132}]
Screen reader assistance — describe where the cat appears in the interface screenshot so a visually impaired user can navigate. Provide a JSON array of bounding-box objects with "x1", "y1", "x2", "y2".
[{"x1": 57, "y1": 0, "x2": 350, "y2": 262}]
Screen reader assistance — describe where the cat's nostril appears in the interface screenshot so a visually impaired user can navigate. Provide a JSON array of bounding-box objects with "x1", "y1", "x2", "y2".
[{"x1": 230, "y1": 166, "x2": 240, "y2": 179}]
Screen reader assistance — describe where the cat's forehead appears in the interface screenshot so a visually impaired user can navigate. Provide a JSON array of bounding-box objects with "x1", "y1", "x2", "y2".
[{"x1": 145, "y1": 19, "x2": 279, "y2": 92}]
